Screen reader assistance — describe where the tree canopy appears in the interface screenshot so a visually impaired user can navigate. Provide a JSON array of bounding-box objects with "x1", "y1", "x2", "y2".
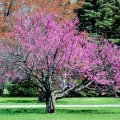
[
  {"x1": 0, "y1": 0, "x2": 84, "y2": 36},
  {"x1": 77, "y1": 0, "x2": 120, "y2": 39}
]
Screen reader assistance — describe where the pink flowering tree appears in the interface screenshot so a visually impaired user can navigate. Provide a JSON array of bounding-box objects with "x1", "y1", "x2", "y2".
[
  {"x1": 0, "y1": 12, "x2": 120, "y2": 113},
  {"x1": 0, "y1": 12, "x2": 94, "y2": 113},
  {"x1": 86, "y1": 40, "x2": 120, "y2": 96},
  {"x1": 75, "y1": 34, "x2": 120, "y2": 96}
]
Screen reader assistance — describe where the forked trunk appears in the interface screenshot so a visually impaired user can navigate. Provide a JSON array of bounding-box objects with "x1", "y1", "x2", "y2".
[{"x1": 46, "y1": 90, "x2": 56, "y2": 114}]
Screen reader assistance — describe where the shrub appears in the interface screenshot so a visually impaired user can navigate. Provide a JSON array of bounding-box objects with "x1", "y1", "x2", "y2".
[{"x1": 6, "y1": 81, "x2": 38, "y2": 97}]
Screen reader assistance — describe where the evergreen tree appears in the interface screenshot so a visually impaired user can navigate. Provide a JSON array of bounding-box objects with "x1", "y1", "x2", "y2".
[{"x1": 76, "y1": 0, "x2": 120, "y2": 39}]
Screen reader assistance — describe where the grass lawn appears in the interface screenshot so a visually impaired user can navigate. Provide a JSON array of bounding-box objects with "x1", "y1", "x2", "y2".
[
  {"x1": 0, "y1": 107, "x2": 120, "y2": 120},
  {"x1": 57, "y1": 97, "x2": 120, "y2": 105},
  {"x1": 0, "y1": 97, "x2": 120, "y2": 119},
  {"x1": 0, "y1": 97, "x2": 38, "y2": 104},
  {"x1": 1, "y1": 96, "x2": 120, "y2": 105}
]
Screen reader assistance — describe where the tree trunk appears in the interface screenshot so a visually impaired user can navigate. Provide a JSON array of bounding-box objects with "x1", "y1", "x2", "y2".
[
  {"x1": 0, "y1": 89, "x2": 3, "y2": 96},
  {"x1": 46, "y1": 90, "x2": 56, "y2": 114}
]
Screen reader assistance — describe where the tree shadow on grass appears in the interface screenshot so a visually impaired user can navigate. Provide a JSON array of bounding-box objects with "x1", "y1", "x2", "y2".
[
  {"x1": 57, "y1": 109, "x2": 120, "y2": 115},
  {"x1": 0, "y1": 108, "x2": 46, "y2": 114},
  {"x1": 0, "y1": 108, "x2": 120, "y2": 115},
  {"x1": 2, "y1": 100, "x2": 37, "y2": 103}
]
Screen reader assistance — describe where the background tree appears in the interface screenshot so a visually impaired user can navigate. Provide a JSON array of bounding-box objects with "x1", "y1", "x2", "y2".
[
  {"x1": 0, "y1": 0, "x2": 22, "y2": 33},
  {"x1": 76, "y1": 0, "x2": 120, "y2": 39},
  {"x1": 6, "y1": 80, "x2": 38, "y2": 97},
  {"x1": 0, "y1": 0, "x2": 84, "y2": 36}
]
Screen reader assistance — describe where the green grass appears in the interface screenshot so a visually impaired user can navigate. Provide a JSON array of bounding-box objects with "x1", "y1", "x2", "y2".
[
  {"x1": 0, "y1": 97, "x2": 39, "y2": 104},
  {"x1": 1, "y1": 97, "x2": 120, "y2": 105},
  {"x1": 0, "y1": 108, "x2": 120, "y2": 120},
  {"x1": 0, "y1": 97, "x2": 120, "y2": 119},
  {"x1": 57, "y1": 97, "x2": 120, "y2": 105}
]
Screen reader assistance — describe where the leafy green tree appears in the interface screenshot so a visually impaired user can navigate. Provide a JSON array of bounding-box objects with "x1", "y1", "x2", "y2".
[{"x1": 76, "y1": 0, "x2": 120, "y2": 39}]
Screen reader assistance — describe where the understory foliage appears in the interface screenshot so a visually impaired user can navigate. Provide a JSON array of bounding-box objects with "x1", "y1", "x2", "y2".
[
  {"x1": 6, "y1": 81, "x2": 37, "y2": 97},
  {"x1": 0, "y1": 12, "x2": 120, "y2": 113}
]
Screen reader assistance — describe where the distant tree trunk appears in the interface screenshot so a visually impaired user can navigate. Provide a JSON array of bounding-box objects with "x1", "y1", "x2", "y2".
[
  {"x1": 38, "y1": 92, "x2": 43, "y2": 102},
  {"x1": 0, "y1": 83, "x2": 4, "y2": 96},
  {"x1": 38, "y1": 89, "x2": 45, "y2": 102},
  {"x1": 46, "y1": 89, "x2": 56, "y2": 114},
  {"x1": 0, "y1": 89, "x2": 3, "y2": 96}
]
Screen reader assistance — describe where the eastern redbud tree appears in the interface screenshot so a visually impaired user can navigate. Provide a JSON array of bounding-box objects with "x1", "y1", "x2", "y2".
[{"x1": 0, "y1": 12, "x2": 120, "y2": 113}]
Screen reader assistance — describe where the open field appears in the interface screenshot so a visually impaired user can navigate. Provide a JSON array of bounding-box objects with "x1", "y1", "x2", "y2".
[
  {"x1": 57, "y1": 97, "x2": 120, "y2": 105},
  {"x1": 0, "y1": 107, "x2": 120, "y2": 120},
  {"x1": 0, "y1": 97, "x2": 120, "y2": 119},
  {"x1": 0, "y1": 97, "x2": 38, "y2": 104},
  {"x1": 1, "y1": 97, "x2": 120, "y2": 105}
]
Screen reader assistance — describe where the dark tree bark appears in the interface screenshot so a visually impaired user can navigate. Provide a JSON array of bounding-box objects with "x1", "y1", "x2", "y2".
[
  {"x1": 46, "y1": 89, "x2": 56, "y2": 113},
  {"x1": 0, "y1": 89, "x2": 3, "y2": 96}
]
